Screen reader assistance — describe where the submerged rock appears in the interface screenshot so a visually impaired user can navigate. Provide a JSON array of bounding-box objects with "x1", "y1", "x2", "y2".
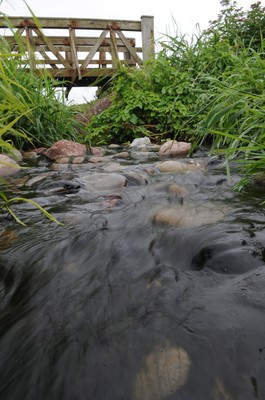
[
  {"x1": 134, "y1": 343, "x2": 191, "y2": 400},
  {"x1": 80, "y1": 172, "x2": 127, "y2": 192},
  {"x1": 101, "y1": 162, "x2": 121, "y2": 172},
  {"x1": 168, "y1": 184, "x2": 189, "y2": 196},
  {"x1": 100, "y1": 194, "x2": 122, "y2": 208},
  {"x1": 37, "y1": 179, "x2": 81, "y2": 195},
  {"x1": 0, "y1": 227, "x2": 16, "y2": 249},
  {"x1": 152, "y1": 202, "x2": 227, "y2": 228},
  {"x1": 121, "y1": 171, "x2": 148, "y2": 186},
  {"x1": 157, "y1": 160, "x2": 205, "y2": 173},
  {"x1": 158, "y1": 140, "x2": 191, "y2": 157}
]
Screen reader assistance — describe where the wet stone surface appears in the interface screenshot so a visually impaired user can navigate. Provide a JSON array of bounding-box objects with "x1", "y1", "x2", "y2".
[{"x1": 0, "y1": 143, "x2": 264, "y2": 400}]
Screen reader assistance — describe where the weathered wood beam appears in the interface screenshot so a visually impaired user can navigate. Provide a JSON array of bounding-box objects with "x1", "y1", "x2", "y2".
[
  {"x1": 1, "y1": 17, "x2": 142, "y2": 31},
  {"x1": 115, "y1": 30, "x2": 142, "y2": 65},
  {"x1": 30, "y1": 36, "x2": 136, "y2": 47},
  {"x1": 40, "y1": 51, "x2": 60, "y2": 69},
  {"x1": 80, "y1": 29, "x2": 108, "y2": 70},
  {"x1": 69, "y1": 27, "x2": 81, "y2": 80},
  {"x1": 32, "y1": 27, "x2": 72, "y2": 69},
  {"x1": 32, "y1": 45, "x2": 142, "y2": 53},
  {"x1": 109, "y1": 29, "x2": 120, "y2": 68},
  {"x1": 20, "y1": 59, "x2": 138, "y2": 66},
  {"x1": 4, "y1": 36, "x2": 141, "y2": 54},
  {"x1": 7, "y1": 27, "x2": 25, "y2": 50}
]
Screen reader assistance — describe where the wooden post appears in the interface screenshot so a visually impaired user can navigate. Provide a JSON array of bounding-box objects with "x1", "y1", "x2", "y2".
[{"x1": 141, "y1": 15, "x2": 154, "y2": 62}]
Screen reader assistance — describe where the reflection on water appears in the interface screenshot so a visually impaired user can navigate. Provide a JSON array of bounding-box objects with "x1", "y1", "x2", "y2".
[{"x1": 0, "y1": 151, "x2": 264, "y2": 400}]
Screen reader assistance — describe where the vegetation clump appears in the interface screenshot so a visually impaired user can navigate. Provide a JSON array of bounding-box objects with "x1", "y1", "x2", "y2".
[
  {"x1": 0, "y1": 0, "x2": 264, "y2": 192},
  {"x1": 85, "y1": 0, "x2": 265, "y2": 189},
  {"x1": 0, "y1": 33, "x2": 81, "y2": 150}
]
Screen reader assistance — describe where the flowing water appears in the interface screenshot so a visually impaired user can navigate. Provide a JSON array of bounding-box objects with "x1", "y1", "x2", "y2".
[{"x1": 0, "y1": 147, "x2": 264, "y2": 400}]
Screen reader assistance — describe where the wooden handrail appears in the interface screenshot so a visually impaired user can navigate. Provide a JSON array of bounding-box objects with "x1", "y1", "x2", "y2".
[
  {"x1": 1, "y1": 17, "x2": 143, "y2": 31},
  {"x1": 0, "y1": 16, "x2": 155, "y2": 93}
]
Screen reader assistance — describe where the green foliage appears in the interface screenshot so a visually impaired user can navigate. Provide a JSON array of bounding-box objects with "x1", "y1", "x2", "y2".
[
  {"x1": 85, "y1": 0, "x2": 265, "y2": 191},
  {"x1": 194, "y1": 1, "x2": 265, "y2": 189},
  {"x1": 205, "y1": 0, "x2": 265, "y2": 51},
  {"x1": 195, "y1": 49, "x2": 265, "y2": 187},
  {"x1": 1, "y1": 1, "x2": 264, "y2": 193},
  {"x1": 85, "y1": 28, "x2": 241, "y2": 146},
  {"x1": 85, "y1": 38, "x2": 211, "y2": 145},
  {"x1": 0, "y1": 11, "x2": 74, "y2": 224}
]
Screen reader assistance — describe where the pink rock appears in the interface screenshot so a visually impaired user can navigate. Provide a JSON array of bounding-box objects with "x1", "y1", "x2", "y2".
[
  {"x1": 158, "y1": 140, "x2": 191, "y2": 157},
  {"x1": 46, "y1": 140, "x2": 87, "y2": 161},
  {"x1": 91, "y1": 147, "x2": 105, "y2": 157}
]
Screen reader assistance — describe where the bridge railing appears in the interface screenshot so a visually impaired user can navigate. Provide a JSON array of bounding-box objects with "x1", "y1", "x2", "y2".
[{"x1": 0, "y1": 16, "x2": 154, "y2": 86}]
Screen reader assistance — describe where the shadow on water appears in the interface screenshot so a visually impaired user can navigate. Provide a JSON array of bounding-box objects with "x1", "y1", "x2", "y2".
[{"x1": 0, "y1": 154, "x2": 265, "y2": 400}]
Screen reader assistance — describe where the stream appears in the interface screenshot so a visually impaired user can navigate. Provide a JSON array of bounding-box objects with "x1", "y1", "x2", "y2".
[{"x1": 0, "y1": 145, "x2": 264, "y2": 400}]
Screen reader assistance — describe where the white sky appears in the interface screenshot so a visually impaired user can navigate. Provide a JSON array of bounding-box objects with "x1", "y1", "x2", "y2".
[{"x1": 1, "y1": 0, "x2": 262, "y2": 102}]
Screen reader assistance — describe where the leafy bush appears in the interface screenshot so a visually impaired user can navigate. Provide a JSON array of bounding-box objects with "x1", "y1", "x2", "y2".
[
  {"x1": 85, "y1": 36, "x2": 213, "y2": 145},
  {"x1": 85, "y1": 0, "x2": 265, "y2": 190}
]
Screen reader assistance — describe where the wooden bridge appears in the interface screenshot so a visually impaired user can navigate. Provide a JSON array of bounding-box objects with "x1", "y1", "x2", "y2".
[{"x1": 0, "y1": 16, "x2": 154, "y2": 94}]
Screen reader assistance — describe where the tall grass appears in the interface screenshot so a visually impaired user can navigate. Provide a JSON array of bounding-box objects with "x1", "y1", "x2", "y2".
[
  {"x1": 0, "y1": 10, "x2": 75, "y2": 224},
  {"x1": 195, "y1": 44, "x2": 265, "y2": 188},
  {"x1": 0, "y1": 15, "x2": 80, "y2": 150}
]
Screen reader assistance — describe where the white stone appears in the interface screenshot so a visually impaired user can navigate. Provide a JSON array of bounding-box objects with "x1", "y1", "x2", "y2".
[
  {"x1": 8, "y1": 148, "x2": 23, "y2": 161},
  {"x1": 0, "y1": 154, "x2": 21, "y2": 176},
  {"x1": 129, "y1": 137, "x2": 151, "y2": 148}
]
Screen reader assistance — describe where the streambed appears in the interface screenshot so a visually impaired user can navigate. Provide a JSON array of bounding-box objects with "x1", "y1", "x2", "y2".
[{"x1": 0, "y1": 146, "x2": 264, "y2": 400}]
